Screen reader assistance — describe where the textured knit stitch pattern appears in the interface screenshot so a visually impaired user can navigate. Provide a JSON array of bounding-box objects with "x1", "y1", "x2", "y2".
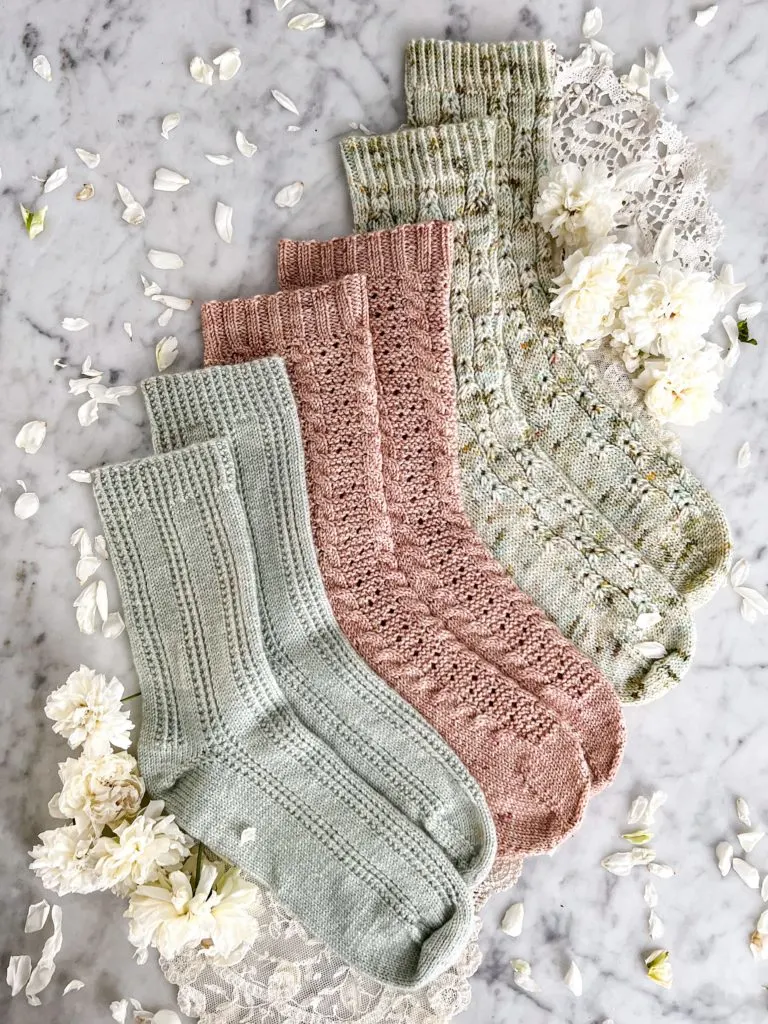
[
  {"x1": 91, "y1": 437, "x2": 477, "y2": 990},
  {"x1": 340, "y1": 120, "x2": 695, "y2": 704},
  {"x1": 142, "y1": 358, "x2": 497, "y2": 889},
  {"x1": 404, "y1": 38, "x2": 731, "y2": 610},
  {"x1": 201, "y1": 274, "x2": 592, "y2": 863},
  {"x1": 278, "y1": 221, "x2": 624, "y2": 788}
]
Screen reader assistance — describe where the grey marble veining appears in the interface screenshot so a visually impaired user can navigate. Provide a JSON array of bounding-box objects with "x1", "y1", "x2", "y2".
[{"x1": 1, "y1": 0, "x2": 767, "y2": 1022}]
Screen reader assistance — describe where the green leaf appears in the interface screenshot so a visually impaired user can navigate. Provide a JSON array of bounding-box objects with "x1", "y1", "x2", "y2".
[{"x1": 737, "y1": 319, "x2": 758, "y2": 346}]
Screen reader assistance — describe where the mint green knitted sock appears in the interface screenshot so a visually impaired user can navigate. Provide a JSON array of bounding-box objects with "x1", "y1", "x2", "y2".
[
  {"x1": 92, "y1": 438, "x2": 475, "y2": 988},
  {"x1": 341, "y1": 119, "x2": 694, "y2": 703},
  {"x1": 404, "y1": 39, "x2": 731, "y2": 609},
  {"x1": 142, "y1": 359, "x2": 496, "y2": 886}
]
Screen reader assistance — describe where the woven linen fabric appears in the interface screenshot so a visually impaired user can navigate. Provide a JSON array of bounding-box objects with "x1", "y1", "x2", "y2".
[
  {"x1": 91, "y1": 437, "x2": 476, "y2": 990},
  {"x1": 278, "y1": 221, "x2": 624, "y2": 785},
  {"x1": 143, "y1": 359, "x2": 497, "y2": 889},
  {"x1": 201, "y1": 274, "x2": 592, "y2": 866},
  {"x1": 403, "y1": 38, "x2": 731, "y2": 610},
  {"x1": 340, "y1": 120, "x2": 694, "y2": 704}
]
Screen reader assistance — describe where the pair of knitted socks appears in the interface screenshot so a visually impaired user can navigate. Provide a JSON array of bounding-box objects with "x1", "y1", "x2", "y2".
[
  {"x1": 340, "y1": 39, "x2": 732, "y2": 703},
  {"x1": 93, "y1": 358, "x2": 497, "y2": 990}
]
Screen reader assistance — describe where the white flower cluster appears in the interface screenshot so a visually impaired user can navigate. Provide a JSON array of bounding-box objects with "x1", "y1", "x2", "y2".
[
  {"x1": 535, "y1": 160, "x2": 743, "y2": 426},
  {"x1": 30, "y1": 665, "x2": 260, "y2": 965}
]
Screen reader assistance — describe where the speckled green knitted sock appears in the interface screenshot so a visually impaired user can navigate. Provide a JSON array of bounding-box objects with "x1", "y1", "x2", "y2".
[
  {"x1": 91, "y1": 438, "x2": 475, "y2": 989},
  {"x1": 404, "y1": 38, "x2": 731, "y2": 609},
  {"x1": 341, "y1": 119, "x2": 694, "y2": 703}
]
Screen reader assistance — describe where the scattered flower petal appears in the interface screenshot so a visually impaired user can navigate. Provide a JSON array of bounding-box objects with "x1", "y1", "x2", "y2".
[
  {"x1": 26, "y1": 904, "x2": 63, "y2": 1005},
  {"x1": 275, "y1": 0, "x2": 295, "y2": 7},
  {"x1": 636, "y1": 609, "x2": 661, "y2": 631},
  {"x1": 286, "y1": 124, "x2": 301, "y2": 132},
  {"x1": 78, "y1": 399, "x2": 100, "y2": 426},
  {"x1": 102, "y1": 612, "x2": 125, "y2": 639},
  {"x1": 154, "y1": 167, "x2": 190, "y2": 192},
  {"x1": 25, "y1": 900, "x2": 50, "y2": 934},
  {"x1": 716, "y1": 841, "x2": 734, "y2": 876},
  {"x1": 33, "y1": 55, "x2": 52, "y2": 81},
  {"x1": 732, "y1": 857, "x2": 760, "y2": 889},
  {"x1": 20, "y1": 204, "x2": 47, "y2": 239},
  {"x1": 695, "y1": 4, "x2": 718, "y2": 26},
  {"x1": 235, "y1": 130, "x2": 257, "y2": 157},
  {"x1": 150, "y1": 294, "x2": 192, "y2": 311},
  {"x1": 271, "y1": 89, "x2": 300, "y2": 115},
  {"x1": 287, "y1": 12, "x2": 326, "y2": 30},
  {"x1": 147, "y1": 249, "x2": 184, "y2": 270},
  {"x1": 500, "y1": 901, "x2": 525, "y2": 937},
  {"x1": 665, "y1": 83, "x2": 679, "y2": 103},
  {"x1": 75, "y1": 184, "x2": 95, "y2": 201},
  {"x1": 737, "y1": 797, "x2": 752, "y2": 827},
  {"x1": 275, "y1": 181, "x2": 304, "y2": 208},
  {"x1": 15, "y1": 420, "x2": 47, "y2": 455},
  {"x1": 14, "y1": 483, "x2": 40, "y2": 520},
  {"x1": 61, "y1": 317, "x2": 89, "y2": 331},
  {"x1": 157, "y1": 307, "x2": 174, "y2": 327},
  {"x1": 75, "y1": 148, "x2": 100, "y2": 169},
  {"x1": 63, "y1": 979, "x2": 85, "y2": 994},
  {"x1": 628, "y1": 795, "x2": 649, "y2": 825},
  {"x1": 116, "y1": 183, "x2": 145, "y2": 226},
  {"x1": 762, "y1": 875, "x2": 768, "y2": 902},
  {"x1": 205, "y1": 153, "x2": 234, "y2": 165},
  {"x1": 635, "y1": 641, "x2": 666, "y2": 660},
  {"x1": 511, "y1": 958, "x2": 540, "y2": 993},
  {"x1": 643, "y1": 881, "x2": 658, "y2": 907},
  {"x1": 213, "y1": 47, "x2": 241, "y2": 80},
  {"x1": 737, "y1": 442, "x2": 751, "y2": 469},
  {"x1": 737, "y1": 301, "x2": 762, "y2": 320},
  {"x1": 123, "y1": 322, "x2": 133, "y2": 340},
  {"x1": 215, "y1": 201, "x2": 233, "y2": 243},
  {"x1": 6, "y1": 955, "x2": 32, "y2": 997},
  {"x1": 736, "y1": 586, "x2": 768, "y2": 619},
  {"x1": 647, "y1": 861, "x2": 675, "y2": 879},
  {"x1": 564, "y1": 960, "x2": 582, "y2": 996},
  {"x1": 645, "y1": 949, "x2": 672, "y2": 989},
  {"x1": 739, "y1": 831, "x2": 765, "y2": 854},
  {"x1": 648, "y1": 909, "x2": 664, "y2": 940},
  {"x1": 240, "y1": 827, "x2": 258, "y2": 844},
  {"x1": 156, "y1": 336, "x2": 179, "y2": 371},
  {"x1": 141, "y1": 274, "x2": 161, "y2": 297},
  {"x1": 622, "y1": 829, "x2": 654, "y2": 845},
  {"x1": 190, "y1": 56, "x2": 214, "y2": 86},
  {"x1": 582, "y1": 7, "x2": 603, "y2": 37},
  {"x1": 68, "y1": 470, "x2": 92, "y2": 483},
  {"x1": 43, "y1": 167, "x2": 69, "y2": 193},
  {"x1": 161, "y1": 113, "x2": 181, "y2": 140}
]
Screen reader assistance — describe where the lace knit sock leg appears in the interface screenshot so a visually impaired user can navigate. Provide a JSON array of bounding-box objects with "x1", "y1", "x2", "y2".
[
  {"x1": 340, "y1": 121, "x2": 694, "y2": 704},
  {"x1": 201, "y1": 275, "x2": 592, "y2": 860},
  {"x1": 278, "y1": 222, "x2": 624, "y2": 787},
  {"x1": 404, "y1": 38, "x2": 731, "y2": 608},
  {"x1": 143, "y1": 362, "x2": 497, "y2": 888},
  {"x1": 92, "y1": 438, "x2": 475, "y2": 989}
]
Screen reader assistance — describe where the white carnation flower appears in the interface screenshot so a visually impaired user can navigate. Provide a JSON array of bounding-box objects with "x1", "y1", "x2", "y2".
[
  {"x1": 126, "y1": 863, "x2": 218, "y2": 961},
  {"x1": 92, "y1": 804, "x2": 192, "y2": 892},
  {"x1": 636, "y1": 345, "x2": 724, "y2": 426},
  {"x1": 54, "y1": 752, "x2": 145, "y2": 833},
  {"x1": 550, "y1": 239, "x2": 632, "y2": 347},
  {"x1": 205, "y1": 864, "x2": 262, "y2": 962},
  {"x1": 29, "y1": 824, "x2": 105, "y2": 896},
  {"x1": 534, "y1": 162, "x2": 625, "y2": 251},
  {"x1": 45, "y1": 665, "x2": 133, "y2": 755}
]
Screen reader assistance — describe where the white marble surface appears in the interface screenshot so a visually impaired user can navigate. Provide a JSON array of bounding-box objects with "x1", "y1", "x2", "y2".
[{"x1": 1, "y1": 0, "x2": 767, "y2": 1021}]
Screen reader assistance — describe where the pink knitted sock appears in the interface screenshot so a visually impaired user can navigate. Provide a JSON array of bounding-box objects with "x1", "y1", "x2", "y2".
[
  {"x1": 201, "y1": 273, "x2": 591, "y2": 863},
  {"x1": 278, "y1": 223, "x2": 625, "y2": 793}
]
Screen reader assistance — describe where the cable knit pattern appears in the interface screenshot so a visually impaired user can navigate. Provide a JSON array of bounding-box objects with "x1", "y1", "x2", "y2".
[
  {"x1": 91, "y1": 438, "x2": 476, "y2": 989},
  {"x1": 142, "y1": 359, "x2": 497, "y2": 889},
  {"x1": 404, "y1": 38, "x2": 731, "y2": 609},
  {"x1": 201, "y1": 274, "x2": 591, "y2": 865},
  {"x1": 341, "y1": 122, "x2": 694, "y2": 703},
  {"x1": 278, "y1": 222, "x2": 625, "y2": 788}
]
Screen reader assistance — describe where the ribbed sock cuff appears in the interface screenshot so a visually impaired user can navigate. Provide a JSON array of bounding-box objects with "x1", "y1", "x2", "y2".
[
  {"x1": 143, "y1": 358, "x2": 297, "y2": 454},
  {"x1": 201, "y1": 274, "x2": 369, "y2": 369},
  {"x1": 278, "y1": 222, "x2": 453, "y2": 291},
  {"x1": 92, "y1": 437, "x2": 235, "y2": 519},
  {"x1": 405, "y1": 39, "x2": 555, "y2": 102}
]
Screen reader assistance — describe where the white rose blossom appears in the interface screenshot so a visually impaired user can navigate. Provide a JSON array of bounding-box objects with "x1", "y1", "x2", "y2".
[
  {"x1": 45, "y1": 665, "x2": 133, "y2": 755},
  {"x1": 636, "y1": 344, "x2": 724, "y2": 426},
  {"x1": 550, "y1": 239, "x2": 632, "y2": 348},
  {"x1": 91, "y1": 802, "x2": 192, "y2": 892},
  {"x1": 534, "y1": 162, "x2": 626, "y2": 251},
  {"x1": 29, "y1": 824, "x2": 105, "y2": 896},
  {"x1": 52, "y1": 751, "x2": 145, "y2": 833}
]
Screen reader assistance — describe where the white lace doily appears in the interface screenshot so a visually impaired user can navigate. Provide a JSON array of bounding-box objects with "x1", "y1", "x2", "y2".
[{"x1": 159, "y1": 42, "x2": 726, "y2": 1024}]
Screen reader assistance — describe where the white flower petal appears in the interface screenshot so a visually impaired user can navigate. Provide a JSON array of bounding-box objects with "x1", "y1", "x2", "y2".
[
  {"x1": 643, "y1": 881, "x2": 658, "y2": 907},
  {"x1": 110, "y1": 999, "x2": 130, "y2": 1023},
  {"x1": 737, "y1": 796, "x2": 752, "y2": 827},
  {"x1": 275, "y1": 0, "x2": 295, "y2": 7},
  {"x1": 147, "y1": 249, "x2": 184, "y2": 270},
  {"x1": 102, "y1": 611, "x2": 125, "y2": 639},
  {"x1": 141, "y1": 274, "x2": 161, "y2": 297},
  {"x1": 648, "y1": 910, "x2": 665, "y2": 940},
  {"x1": 636, "y1": 609, "x2": 661, "y2": 632},
  {"x1": 6, "y1": 955, "x2": 32, "y2": 996},
  {"x1": 665, "y1": 83, "x2": 679, "y2": 103},
  {"x1": 75, "y1": 148, "x2": 100, "y2": 169},
  {"x1": 123, "y1": 322, "x2": 133, "y2": 339},
  {"x1": 152, "y1": 1012, "x2": 182, "y2": 1024},
  {"x1": 761, "y1": 875, "x2": 768, "y2": 902},
  {"x1": 271, "y1": 89, "x2": 300, "y2": 115},
  {"x1": 722, "y1": 315, "x2": 740, "y2": 367},
  {"x1": 564, "y1": 960, "x2": 582, "y2": 996},
  {"x1": 76, "y1": 555, "x2": 101, "y2": 585},
  {"x1": 739, "y1": 831, "x2": 765, "y2": 854},
  {"x1": 14, "y1": 490, "x2": 40, "y2": 520},
  {"x1": 26, "y1": 904, "x2": 63, "y2": 1003},
  {"x1": 742, "y1": 599, "x2": 758, "y2": 624},
  {"x1": 157, "y1": 307, "x2": 174, "y2": 327},
  {"x1": 68, "y1": 470, "x2": 92, "y2": 483},
  {"x1": 25, "y1": 900, "x2": 50, "y2": 934},
  {"x1": 156, "y1": 336, "x2": 179, "y2": 371},
  {"x1": 76, "y1": 184, "x2": 95, "y2": 202},
  {"x1": 189, "y1": 56, "x2": 214, "y2": 86},
  {"x1": 582, "y1": 7, "x2": 603, "y2": 38},
  {"x1": 15, "y1": 420, "x2": 47, "y2": 454},
  {"x1": 215, "y1": 201, "x2": 233, "y2": 243},
  {"x1": 43, "y1": 166, "x2": 69, "y2": 193},
  {"x1": 716, "y1": 841, "x2": 734, "y2": 876},
  {"x1": 500, "y1": 901, "x2": 524, "y2": 937},
  {"x1": 33, "y1": 55, "x2": 52, "y2": 81},
  {"x1": 240, "y1": 826, "x2": 259, "y2": 844},
  {"x1": 647, "y1": 861, "x2": 675, "y2": 879},
  {"x1": 161, "y1": 113, "x2": 181, "y2": 139},
  {"x1": 601, "y1": 851, "x2": 634, "y2": 876},
  {"x1": 150, "y1": 294, "x2": 192, "y2": 311},
  {"x1": 737, "y1": 301, "x2": 762, "y2": 320},
  {"x1": 735, "y1": 586, "x2": 768, "y2": 616},
  {"x1": 205, "y1": 153, "x2": 234, "y2": 165},
  {"x1": 695, "y1": 4, "x2": 718, "y2": 26},
  {"x1": 635, "y1": 641, "x2": 667, "y2": 660},
  {"x1": 74, "y1": 581, "x2": 100, "y2": 633},
  {"x1": 63, "y1": 979, "x2": 85, "y2": 994},
  {"x1": 95, "y1": 580, "x2": 108, "y2": 622},
  {"x1": 287, "y1": 12, "x2": 326, "y2": 30},
  {"x1": 235, "y1": 130, "x2": 258, "y2": 157},
  {"x1": 733, "y1": 857, "x2": 760, "y2": 889},
  {"x1": 116, "y1": 183, "x2": 145, "y2": 226},
  {"x1": 275, "y1": 181, "x2": 304, "y2": 208},
  {"x1": 78, "y1": 398, "x2": 100, "y2": 426},
  {"x1": 213, "y1": 47, "x2": 241, "y2": 81},
  {"x1": 61, "y1": 317, "x2": 90, "y2": 331},
  {"x1": 286, "y1": 124, "x2": 301, "y2": 132},
  {"x1": 628, "y1": 795, "x2": 649, "y2": 826},
  {"x1": 154, "y1": 167, "x2": 190, "y2": 192},
  {"x1": 737, "y1": 441, "x2": 751, "y2": 469},
  {"x1": 511, "y1": 959, "x2": 540, "y2": 993}
]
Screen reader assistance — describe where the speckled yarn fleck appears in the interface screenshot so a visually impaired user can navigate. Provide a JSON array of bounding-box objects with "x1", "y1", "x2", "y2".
[
  {"x1": 201, "y1": 274, "x2": 592, "y2": 864},
  {"x1": 278, "y1": 221, "x2": 624, "y2": 786},
  {"x1": 91, "y1": 439, "x2": 475, "y2": 989},
  {"x1": 340, "y1": 120, "x2": 695, "y2": 703},
  {"x1": 404, "y1": 38, "x2": 731, "y2": 609}
]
